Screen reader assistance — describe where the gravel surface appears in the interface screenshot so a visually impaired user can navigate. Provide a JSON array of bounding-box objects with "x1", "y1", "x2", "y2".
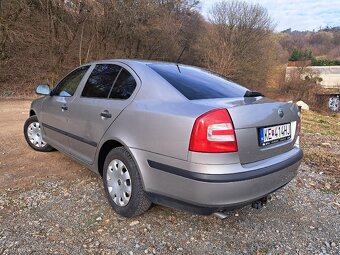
[{"x1": 0, "y1": 100, "x2": 339, "y2": 255}]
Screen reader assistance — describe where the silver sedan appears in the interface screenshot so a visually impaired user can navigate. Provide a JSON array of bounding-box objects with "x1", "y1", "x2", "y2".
[{"x1": 24, "y1": 59, "x2": 303, "y2": 218}]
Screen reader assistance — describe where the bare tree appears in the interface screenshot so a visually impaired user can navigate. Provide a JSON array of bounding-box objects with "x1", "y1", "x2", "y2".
[
  {"x1": 43, "y1": 0, "x2": 90, "y2": 83},
  {"x1": 202, "y1": 0, "x2": 276, "y2": 88},
  {"x1": 0, "y1": 0, "x2": 31, "y2": 60}
]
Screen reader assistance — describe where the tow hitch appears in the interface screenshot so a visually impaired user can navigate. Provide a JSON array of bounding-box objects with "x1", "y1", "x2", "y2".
[
  {"x1": 251, "y1": 195, "x2": 271, "y2": 209},
  {"x1": 213, "y1": 195, "x2": 272, "y2": 219}
]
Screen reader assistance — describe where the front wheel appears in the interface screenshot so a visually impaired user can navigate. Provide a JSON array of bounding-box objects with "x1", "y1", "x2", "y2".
[
  {"x1": 103, "y1": 147, "x2": 151, "y2": 218},
  {"x1": 24, "y1": 115, "x2": 54, "y2": 152}
]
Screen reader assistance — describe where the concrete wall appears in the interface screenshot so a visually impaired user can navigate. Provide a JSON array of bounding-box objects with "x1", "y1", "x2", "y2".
[{"x1": 286, "y1": 66, "x2": 340, "y2": 89}]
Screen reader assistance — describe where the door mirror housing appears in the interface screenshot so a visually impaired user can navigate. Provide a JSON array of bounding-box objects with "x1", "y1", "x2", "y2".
[{"x1": 35, "y1": 84, "x2": 51, "y2": 95}]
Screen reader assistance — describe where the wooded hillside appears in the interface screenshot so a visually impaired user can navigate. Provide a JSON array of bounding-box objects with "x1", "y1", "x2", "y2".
[{"x1": 0, "y1": 0, "x2": 339, "y2": 97}]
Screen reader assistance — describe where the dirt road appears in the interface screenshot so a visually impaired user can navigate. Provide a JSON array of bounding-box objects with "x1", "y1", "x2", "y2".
[
  {"x1": 0, "y1": 99, "x2": 339, "y2": 255},
  {"x1": 0, "y1": 99, "x2": 95, "y2": 189}
]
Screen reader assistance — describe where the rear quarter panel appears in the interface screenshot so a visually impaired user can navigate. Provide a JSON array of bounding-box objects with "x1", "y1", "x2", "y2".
[{"x1": 101, "y1": 100, "x2": 213, "y2": 160}]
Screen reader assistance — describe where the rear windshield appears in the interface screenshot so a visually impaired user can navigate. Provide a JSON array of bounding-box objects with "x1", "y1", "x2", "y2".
[{"x1": 148, "y1": 64, "x2": 248, "y2": 100}]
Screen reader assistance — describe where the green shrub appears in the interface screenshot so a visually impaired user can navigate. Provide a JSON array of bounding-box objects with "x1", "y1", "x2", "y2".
[
  {"x1": 289, "y1": 49, "x2": 313, "y2": 61},
  {"x1": 311, "y1": 58, "x2": 340, "y2": 66}
]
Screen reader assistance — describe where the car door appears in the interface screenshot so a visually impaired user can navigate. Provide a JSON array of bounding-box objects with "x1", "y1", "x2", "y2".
[
  {"x1": 40, "y1": 65, "x2": 91, "y2": 153},
  {"x1": 67, "y1": 63, "x2": 139, "y2": 164}
]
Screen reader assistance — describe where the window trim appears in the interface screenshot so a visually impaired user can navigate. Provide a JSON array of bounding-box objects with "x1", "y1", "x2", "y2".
[
  {"x1": 107, "y1": 67, "x2": 123, "y2": 99},
  {"x1": 108, "y1": 67, "x2": 137, "y2": 100}
]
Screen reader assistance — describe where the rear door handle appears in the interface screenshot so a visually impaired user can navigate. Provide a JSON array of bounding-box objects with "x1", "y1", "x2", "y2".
[
  {"x1": 100, "y1": 110, "x2": 112, "y2": 119},
  {"x1": 61, "y1": 105, "x2": 68, "y2": 111}
]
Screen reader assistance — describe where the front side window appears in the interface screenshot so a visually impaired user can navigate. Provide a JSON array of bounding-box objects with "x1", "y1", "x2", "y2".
[
  {"x1": 81, "y1": 64, "x2": 121, "y2": 98},
  {"x1": 53, "y1": 66, "x2": 90, "y2": 97},
  {"x1": 109, "y1": 68, "x2": 137, "y2": 99}
]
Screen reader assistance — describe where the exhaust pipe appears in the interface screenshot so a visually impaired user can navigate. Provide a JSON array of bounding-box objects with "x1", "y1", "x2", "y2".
[{"x1": 213, "y1": 211, "x2": 229, "y2": 220}]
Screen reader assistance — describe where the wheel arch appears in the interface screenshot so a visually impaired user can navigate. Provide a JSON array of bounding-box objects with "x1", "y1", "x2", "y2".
[
  {"x1": 29, "y1": 109, "x2": 36, "y2": 116},
  {"x1": 97, "y1": 139, "x2": 145, "y2": 189}
]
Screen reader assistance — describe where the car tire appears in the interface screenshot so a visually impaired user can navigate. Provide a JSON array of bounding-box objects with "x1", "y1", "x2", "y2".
[
  {"x1": 24, "y1": 115, "x2": 54, "y2": 152},
  {"x1": 103, "y1": 147, "x2": 151, "y2": 218}
]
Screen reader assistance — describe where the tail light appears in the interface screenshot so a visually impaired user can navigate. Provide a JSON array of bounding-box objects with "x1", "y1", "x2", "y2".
[{"x1": 189, "y1": 108, "x2": 238, "y2": 153}]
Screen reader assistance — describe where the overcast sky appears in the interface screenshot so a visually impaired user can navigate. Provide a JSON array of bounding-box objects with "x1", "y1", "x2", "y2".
[{"x1": 200, "y1": 0, "x2": 340, "y2": 31}]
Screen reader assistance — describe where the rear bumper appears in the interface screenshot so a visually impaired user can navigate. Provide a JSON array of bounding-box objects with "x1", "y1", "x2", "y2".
[
  {"x1": 147, "y1": 149, "x2": 302, "y2": 183},
  {"x1": 131, "y1": 147, "x2": 303, "y2": 214}
]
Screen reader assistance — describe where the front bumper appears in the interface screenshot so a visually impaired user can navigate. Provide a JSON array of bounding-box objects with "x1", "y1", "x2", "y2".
[{"x1": 131, "y1": 147, "x2": 303, "y2": 214}]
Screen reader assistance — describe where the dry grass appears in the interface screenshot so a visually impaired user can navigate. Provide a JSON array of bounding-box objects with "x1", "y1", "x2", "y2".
[
  {"x1": 300, "y1": 110, "x2": 339, "y2": 192},
  {"x1": 302, "y1": 110, "x2": 340, "y2": 136}
]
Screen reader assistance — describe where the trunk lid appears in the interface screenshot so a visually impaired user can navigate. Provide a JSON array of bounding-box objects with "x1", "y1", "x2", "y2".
[{"x1": 192, "y1": 97, "x2": 300, "y2": 164}]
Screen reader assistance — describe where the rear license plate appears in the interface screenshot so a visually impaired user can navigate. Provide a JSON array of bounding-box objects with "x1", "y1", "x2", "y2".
[{"x1": 259, "y1": 123, "x2": 291, "y2": 146}]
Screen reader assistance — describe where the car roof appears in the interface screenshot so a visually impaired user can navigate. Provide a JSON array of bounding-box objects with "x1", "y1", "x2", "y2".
[{"x1": 86, "y1": 59, "x2": 192, "y2": 68}]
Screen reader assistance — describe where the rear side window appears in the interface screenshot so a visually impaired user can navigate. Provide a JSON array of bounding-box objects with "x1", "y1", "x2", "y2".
[
  {"x1": 148, "y1": 64, "x2": 248, "y2": 100},
  {"x1": 82, "y1": 64, "x2": 121, "y2": 98},
  {"x1": 109, "y1": 68, "x2": 137, "y2": 99}
]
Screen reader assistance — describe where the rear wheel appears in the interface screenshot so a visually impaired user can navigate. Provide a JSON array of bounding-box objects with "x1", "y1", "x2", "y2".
[
  {"x1": 24, "y1": 115, "x2": 54, "y2": 152},
  {"x1": 103, "y1": 147, "x2": 151, "y2": 218}
]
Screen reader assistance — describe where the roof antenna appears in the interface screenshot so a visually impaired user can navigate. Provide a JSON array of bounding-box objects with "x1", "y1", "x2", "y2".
[{"x1": 176, "y1": 46, "x2": 187, "y2": 73}]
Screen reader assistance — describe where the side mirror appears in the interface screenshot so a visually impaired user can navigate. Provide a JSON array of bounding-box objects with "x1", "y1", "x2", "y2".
[{"x1": 35, "y1": 84, "x2": 50, "y2": 96}]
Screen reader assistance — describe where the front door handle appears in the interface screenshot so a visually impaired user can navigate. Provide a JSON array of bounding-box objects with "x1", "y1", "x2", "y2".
[
  {"x1": 61, "y1": 105, "x2": 68, "y2": 111},
  {"x1": 100, "y1": 110, "x2": 112, "y2": 119}
]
